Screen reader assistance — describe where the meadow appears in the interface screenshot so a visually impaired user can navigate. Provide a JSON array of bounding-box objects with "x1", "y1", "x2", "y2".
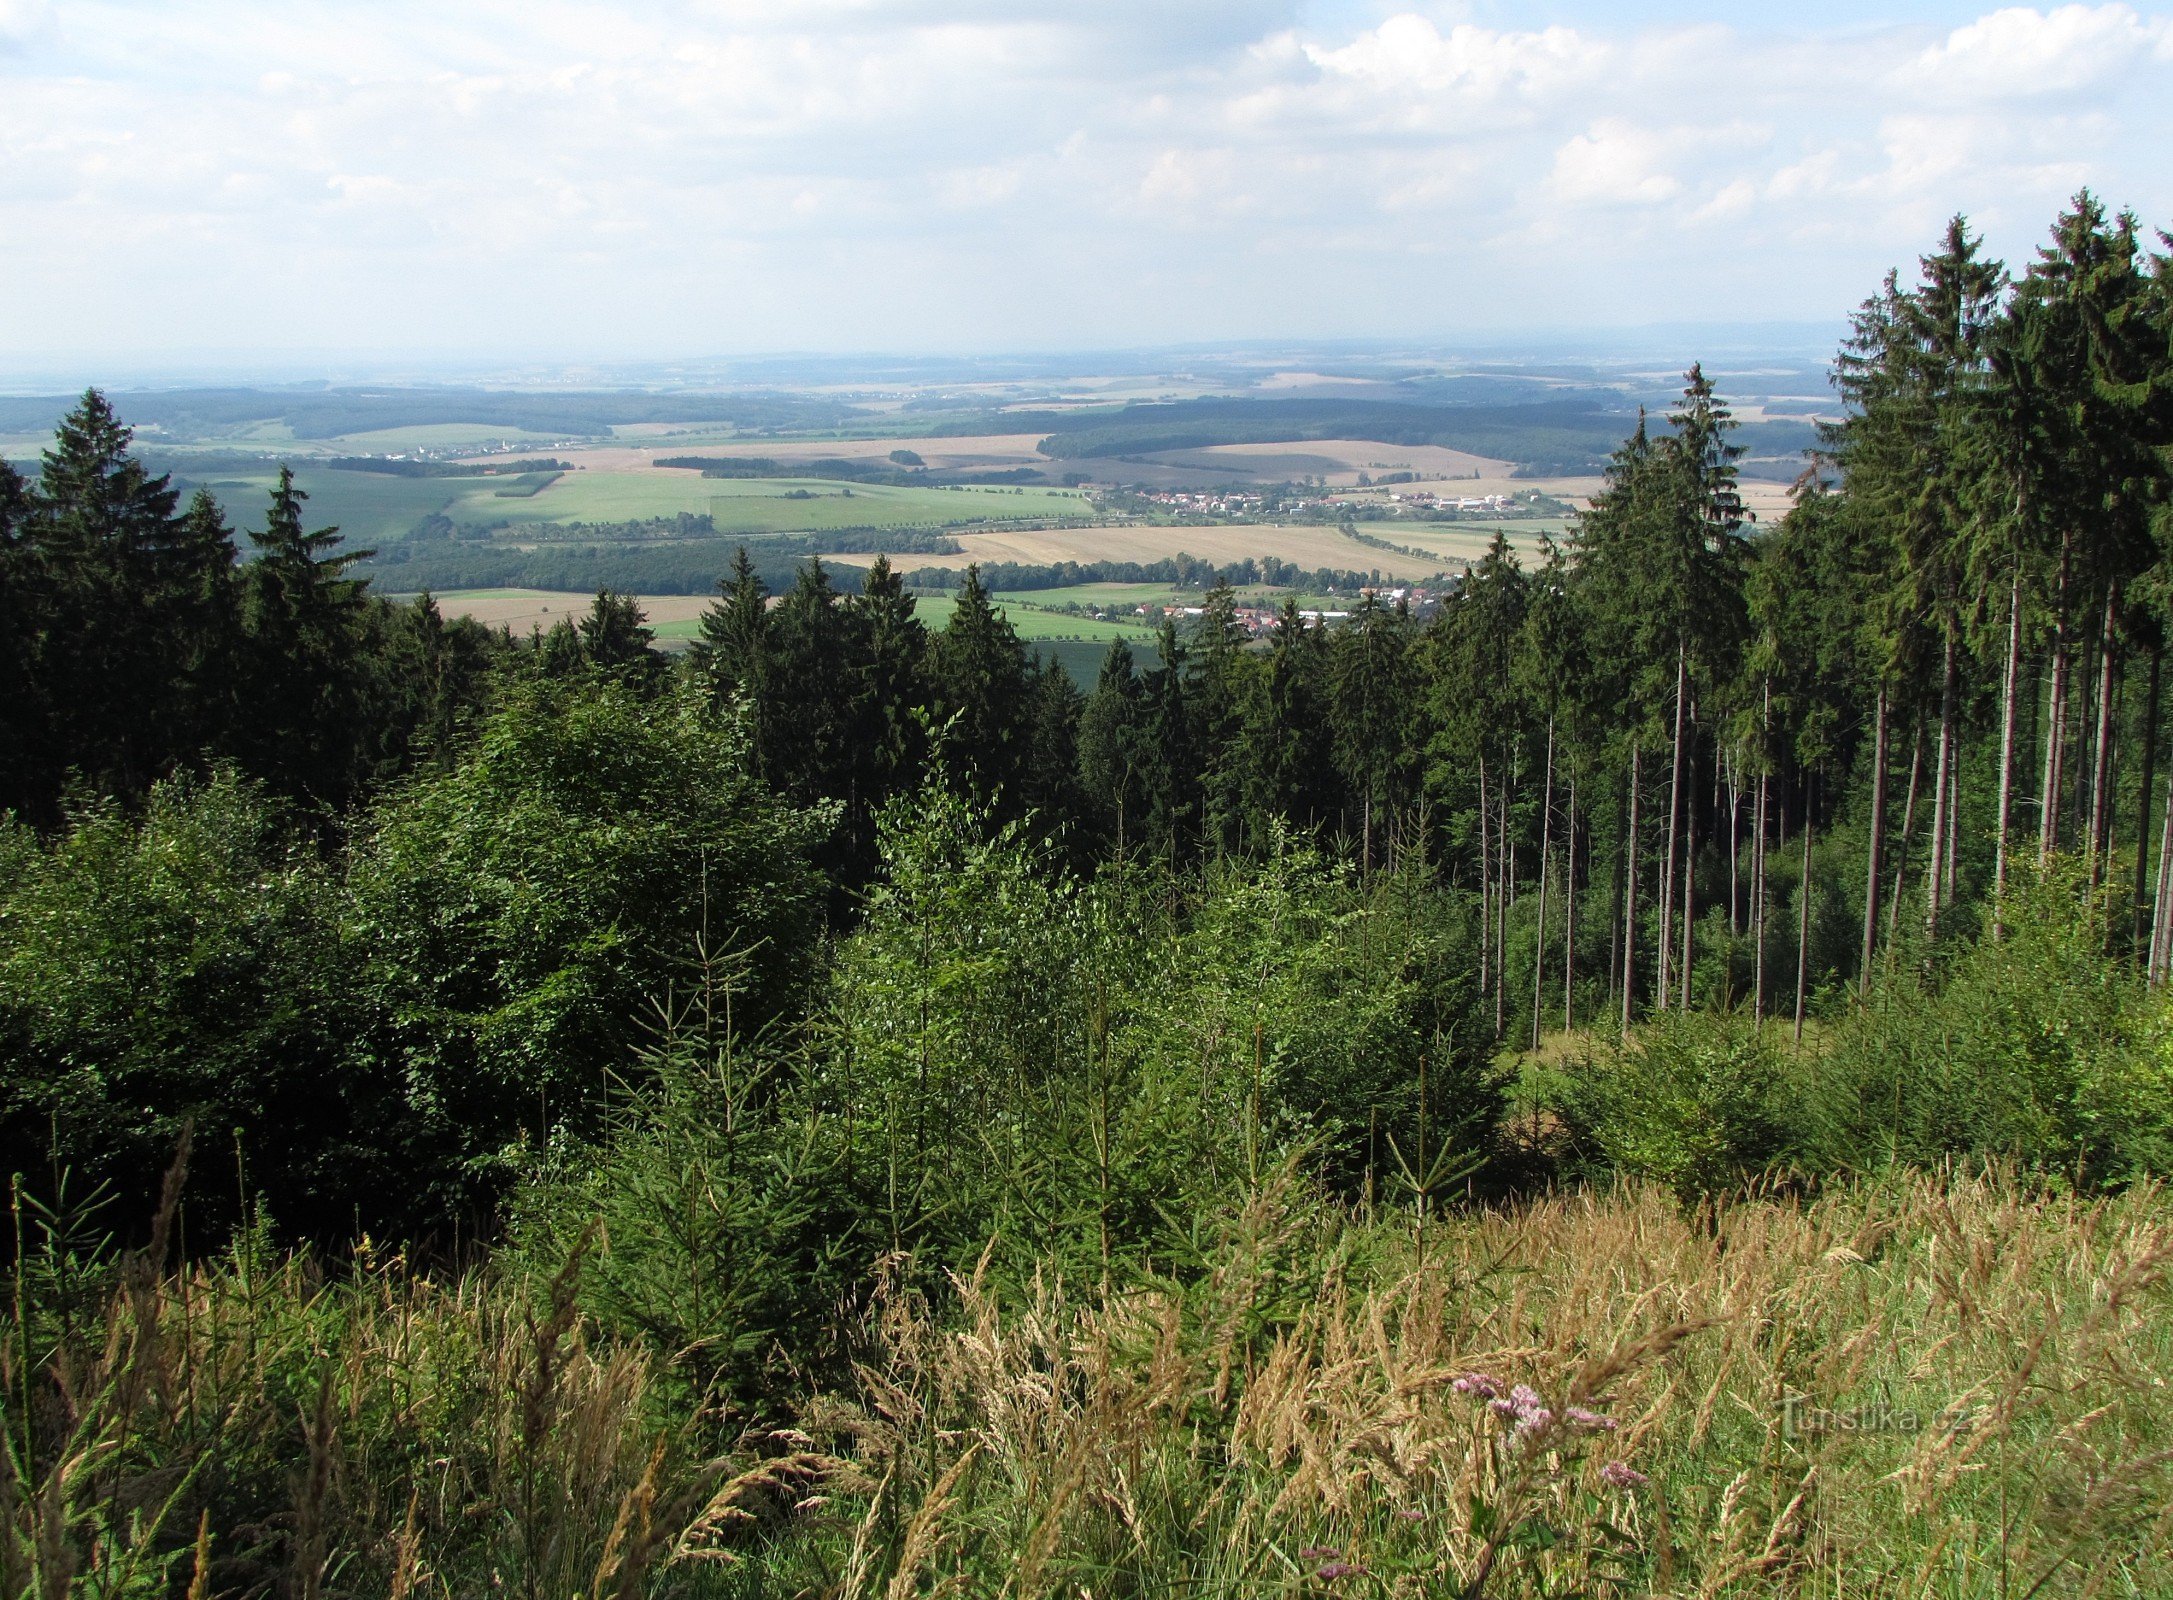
[
  {"x1": 840, "y1": 521, "x2": 1451, "y2": 580},
  {"x1": 467, "y1": 473, "x2": 1089, "y2": 533},
  {"x1": 190, "y1": 464, "x2": 1092, "y2": 548},
  {"x1": 14, "y1": 1157, "x2": 2164, "y2": 1598},
  {"x1": 911, "y1": 591, "x2": 1159, "y2": 641}
]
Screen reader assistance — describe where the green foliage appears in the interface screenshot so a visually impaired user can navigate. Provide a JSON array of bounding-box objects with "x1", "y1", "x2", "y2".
[
  {"x1": 1531, "y1": 1014, "x2": 1802, "y2": 1206},
  {"x1": 0, "y1": 772, "x2": 350, "y2": 1234},
  {"x1": 344, "y1": 679, "x2": 829, "y2": 1223},
  {"x1": 1813, "y1": 865, "x2": 2173, "y2": 1183}
]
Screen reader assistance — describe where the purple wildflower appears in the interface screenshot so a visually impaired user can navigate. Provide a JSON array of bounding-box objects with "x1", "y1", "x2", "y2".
[
  {"x1": 1564, "y1": 1406, "x2": 1618, "y2": 1432},
  {"x1": 1508, "y1": 1384, "x2": 1544, "y2": 1412},
  {"x1": 1489, "y1": 1397, "x2": 1519, "y2": 1419},
  {"x1": 1297, "y1": 1546, "x2": 1338, "y2": 1561},
  {"x1": 1600, "y1": 1461, "x2": 1650, "y2": 1489},
  {"x1": 1509, "y1": 1407, "x2": 1557, "y2": 1449},
  {"x1": 1452, "y1": 1373, "x2": 1504, "y2": 1399},
  {"x1": 1392, "y1": 1508, "x2": 1427, "y2": 1522},
  {"x1": 1316, "y1": 1561, "x2": 1368, "y2": 1580}
]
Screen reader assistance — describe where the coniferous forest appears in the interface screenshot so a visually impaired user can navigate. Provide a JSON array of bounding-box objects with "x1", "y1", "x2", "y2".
[{"x1": 5, "y1": 198, "x2": 2173, "y2": 1596}]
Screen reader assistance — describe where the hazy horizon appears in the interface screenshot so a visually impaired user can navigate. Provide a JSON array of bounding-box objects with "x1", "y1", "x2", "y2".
[{"x1": 5, "y1": 2, "x2": 2169, "y2": 370}]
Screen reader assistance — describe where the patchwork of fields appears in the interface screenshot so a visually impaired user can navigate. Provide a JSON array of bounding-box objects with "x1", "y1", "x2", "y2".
[{"x1": 194, "y1": 465, "x2": 1090, "y2": 545}]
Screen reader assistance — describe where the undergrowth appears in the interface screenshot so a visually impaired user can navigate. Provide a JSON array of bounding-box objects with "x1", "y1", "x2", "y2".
[{"x1": 6, "y1": 1163, "x2": 2167, "y2": 1597}]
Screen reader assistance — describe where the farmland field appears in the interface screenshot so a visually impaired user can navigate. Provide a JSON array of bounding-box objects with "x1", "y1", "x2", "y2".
[
  {"x1": 913, "y1": 593, "x2": 1157, "y2": 641},
  {"x1": 409, "y1": 587, "x2": 1155, "y2": 659},
  {"x1": 1369, "y1": 520, "x2": 1568, "y2": 563},
  {"x1": 193, "y1": 468, "x2": 464, "y2": 547},
  {"x1": 404, "y1": 589, "x2": 716, "y2": 639},
  {"x1": 835, "y1": 521, "x2": 1452, "y2": 580},
  {"x1": 448, "y1": 472, "x2": 1087, "y2": 533}
]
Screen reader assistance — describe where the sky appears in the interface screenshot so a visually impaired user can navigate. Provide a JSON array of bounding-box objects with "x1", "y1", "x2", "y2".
[{"x1": 3, "y1": 1, "x2": 2170, "y2": 378}]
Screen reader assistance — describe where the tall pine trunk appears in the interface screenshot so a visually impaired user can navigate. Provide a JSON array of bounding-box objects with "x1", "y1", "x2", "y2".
[
  {"x1": 1679, "y1": 754, "x2": 1696, "y2": 1011},
  {"x1": 1887, "y1": 719, "x2": 1924, "y2": 957},
  {"x1": 2132, "y1": 648, "x2": 2163, "y2": 957},
  {"x1": 1531, "y1": 716, "x2": 1555, "y2": 1049},
  {"x1": 1621, "y1": 742, "x2": 1641, "y2": 1031},
  {"x1": 1564, "y1": 775, "x2": 1578, "y2": 1033},
  {"x1": 1926, "y1": 633, "x2": 1956, "y2": 944},
  {"x1": 2089, "y1": 584, "x2": 2122, "y2": 875},
  {"x1": 1477, "y1": 756, "x2": 1491, "y2": 998},
  {"x1": 1657, "y1": 641, "x2": 1687, "y2": 1009},
  {"x1": 1727, "y1": 754, "x2": 1741, "y2": 939},
  {"x1": 1496, "y1": 787, "x2": 1509, "y2": 1039},
  {"x1": 1753, "y1": 763, "x2": 1769, "y2": 1024},
  {"x1": 2041, "y1": 536, "x2": 2073, "y2": 862},
  {"x1": 1994, "y1": 571, "x2": 2022, "y2": 938},
  {"x1": 1795, "y1": 783, "x2": 1814, "y2": 1045},
  {"x1": 1861, "y1": 685, "x2": 1889, "y2": 989},
  {"x1": 2152, "y1": 772, "x2": 2173, "y2": 987}
]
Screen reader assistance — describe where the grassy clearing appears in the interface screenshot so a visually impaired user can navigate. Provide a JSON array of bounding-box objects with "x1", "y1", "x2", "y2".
[
  {"x1": 914, "y1": 592, "x2": 1158, "y2": 640},
  {"x1": 12, "y1": 1169, "x2": 2164, "y2": 1596},
  {"x1": 993, "y1": 582, "x2": 1370, "y2": 612},
  {"x1": 448, "y1": 472, "x2": 1087, "y2": 534},
  {"x1": 328, "y1": 422, "x2": 574, "y2": 450},
  {"x1": 193, "y1": 468, "x2": 461, "y2": 546}
]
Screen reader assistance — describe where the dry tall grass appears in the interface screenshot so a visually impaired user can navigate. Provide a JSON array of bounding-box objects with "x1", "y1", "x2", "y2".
[{"x1": 6, "y1": 1168, "x2": 2168, "y2": 1597}]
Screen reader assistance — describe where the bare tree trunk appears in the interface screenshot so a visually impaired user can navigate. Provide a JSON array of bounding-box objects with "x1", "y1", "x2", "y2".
[
  {"x1": 1679, "y1": 757, "x2": 1696, "y2": 1011},
  {"x1": 1727, "y1": 751, "x2": 1741, "y2": 938},
  {"x1": 1477, "y1": 756, "x2": 1491, "y2": 998},
  {"x1": 1926, "y1": 633, "x2": 1956, "y2": 944},
  {"x1": 1564, "y1": 774, "x2": 1578, "y2": 1033},
  {"x1": 2042, "y1": 537, "x2": 2073, "y2": 862},
  {"x1": 2132, "y1": 648, "x2": 2163, "y2": 958},
  {"x1": 1658, "y1": 641, "x2": 1687, "y2": 1009},
  {"x1": 1994, "y1": 571, "x2": 2022, "y2": 938},
  {"x1": 1942, "y1": 722, "x2": 1961, "y2": 912},
  {"x1": 1496, "y1": 787, "x2": 1510, "y2": 1039},
  {"x1": 1622, "y1": 743, "x2": 1641, "y2": 1031},
  {"x1": 1753, "y1": 764, "x2": 1769, "y2": 1024},
  {"x1": 1862, "y1": 685, "x2": 1890, "y2": 990},
  {"x1": 2090, "y1": 584, "x2": 2122, "y2": 875},
  {"x1": 1795, "y1": 784, "x2": 1814, "y2": 1046},
  {"x1": 1887, "y1": 719, "x2": 1924, "y2": 956},
  {"x1": 1532, "y1": 715, "x2": 1554, "y2": 1049},
  {"x1": 2152, "y1": 772, "x2": 2173, "y2": 987}
]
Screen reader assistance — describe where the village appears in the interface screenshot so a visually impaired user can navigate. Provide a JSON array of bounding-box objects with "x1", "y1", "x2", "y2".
[{"x1": 1122, "y1": 486, "x2": 1529, "y2": 519}]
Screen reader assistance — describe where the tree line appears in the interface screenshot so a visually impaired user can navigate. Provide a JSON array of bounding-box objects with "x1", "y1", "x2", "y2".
[{"x1": 3, "y1": 192, "x2": 2170, "y2": 1242}]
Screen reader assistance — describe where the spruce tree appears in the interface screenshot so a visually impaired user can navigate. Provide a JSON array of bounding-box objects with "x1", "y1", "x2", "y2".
[
  {"x1": 1077, "y1": 638, "x2": 1147, "y2": 856},
  {"x1": 242, "y1": 466, "x2": 372, "y2": 803},
  {"x1": 929, "y1": 565, "x2": 1033, "y2": 813}
]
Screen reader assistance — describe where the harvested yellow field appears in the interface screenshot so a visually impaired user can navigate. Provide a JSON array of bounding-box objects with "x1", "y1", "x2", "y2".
[
  {"x1": 828, "y1": 522, "x2": 1449, "y2": 579},
  {"x1": 417, "y1": 588, "x2": 714, "y2": 635},
  {"x1": 548, "y1": 433, "x2": 1050, "y2": 474},
  {"x1": 1139, "y1": 438, "x2": 1515, "y2": 485}
]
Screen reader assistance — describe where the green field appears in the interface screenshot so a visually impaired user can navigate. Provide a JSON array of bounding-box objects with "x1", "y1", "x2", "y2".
[
  {"x1": 193, "y1": 469, "x2": 463, "y2": 547},
  {"x1": 187, "y1": 468, "x2": 1091, "y2": 546},
  {"x1": 1381, "y1": 519, "x2": 1570, "y2": 562},
  {"x1": 329, "y1": 423, "x2": 573, "y2": 450},
  {"x1": 991, "y1": 582, "x2": 1372, "y2": 613},
  {"x1": 914, "y1": 593, "x2": 1157, "y2": 641},
  {"x1": 462, "y1": 474, "x2": 1086, "y2": 534}
]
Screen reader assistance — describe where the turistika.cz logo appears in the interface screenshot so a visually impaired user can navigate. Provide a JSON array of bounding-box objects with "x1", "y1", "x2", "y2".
[{"x1": 1781, "y1": 1395, "x2": 1976, "y2": 1437}]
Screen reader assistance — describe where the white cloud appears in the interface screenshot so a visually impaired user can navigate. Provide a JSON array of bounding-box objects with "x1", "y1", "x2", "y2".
[
  {"x1": 1908, "y1": 4, "x2": 2173, "y2": 98},
  {"x1": 0, "y1": 2, "x2": 2168, "y2": 361}
]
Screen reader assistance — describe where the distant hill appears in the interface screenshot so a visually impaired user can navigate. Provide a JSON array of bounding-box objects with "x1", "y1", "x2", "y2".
[
  {"x1": 0, "y1": 387, "x2": 857, "y2": 441},
  {"x1": 918, "y1": 397, "x2": 1816, "y2": 477}
]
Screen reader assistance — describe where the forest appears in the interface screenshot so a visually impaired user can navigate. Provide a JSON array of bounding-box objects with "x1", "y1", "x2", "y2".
[{"x1": 2, "y1": 195, "x2": 2172, "y2": 1596}]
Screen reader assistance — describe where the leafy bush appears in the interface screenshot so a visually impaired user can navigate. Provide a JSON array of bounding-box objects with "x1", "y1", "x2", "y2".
[
  {"x1": 344, "y1": 678, "x2": 831, "y2": 1227},
  {"x1": 1808, "y1": 865, "x2": 2173, "y2": 1184},
  {"x1": 0, "y1": 771, "x2": 356, "y2": 1235},
  {"x1": 1530, "y1": 1012, "x2": 1803, "y2": 1205}
]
